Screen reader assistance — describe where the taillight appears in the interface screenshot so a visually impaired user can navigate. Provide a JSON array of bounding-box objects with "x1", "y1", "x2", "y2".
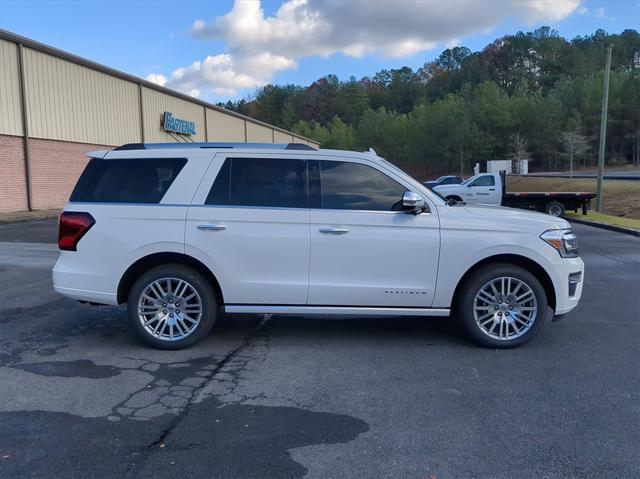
[{"x1": 58, "y1": 212, "x2": 95, "y2": 251}]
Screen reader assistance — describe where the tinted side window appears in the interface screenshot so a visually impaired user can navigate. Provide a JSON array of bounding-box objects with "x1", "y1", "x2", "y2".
[
  {"x1": 205, "y1": 159, "x2": 231, "y2": 205},
  {"x1": 319, "y1": 161, "x2": 406, "y2": 211},
  {"x1": 206, "y1": 158, "x2": 308, "y2": 208},
  {"x1": 69, "y1": 158, "x2": 100, "y2": 201},
  {"x1": 470, "y1": 175, "x2": 495, "y2": 187},
  {"x1": 72, "y1": 158, "x2": 187, "y2": 203}
]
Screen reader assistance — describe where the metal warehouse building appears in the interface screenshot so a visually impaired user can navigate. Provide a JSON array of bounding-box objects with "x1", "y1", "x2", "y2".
[{"x1": 0, "y1": 30, "x2": 316, "y2": 213}]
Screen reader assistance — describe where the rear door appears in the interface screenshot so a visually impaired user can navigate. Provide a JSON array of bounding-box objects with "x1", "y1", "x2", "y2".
[
  {"x1": 307, "y1": 158, "x2": 440, "y2": 307},
  {"x1": 186, "y1": 154, "x2": 310, "y2": 305}
]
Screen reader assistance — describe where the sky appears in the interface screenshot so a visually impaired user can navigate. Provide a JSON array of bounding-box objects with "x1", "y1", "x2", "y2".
[{"x1": 1, "y1": 0, "x2": 638, "y2": 103}]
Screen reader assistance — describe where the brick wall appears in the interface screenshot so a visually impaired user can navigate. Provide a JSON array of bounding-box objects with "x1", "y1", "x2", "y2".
[
  {"x1": 0, "y1": 134, "x2": 114, "y2": 212},
  {"x1": 0, "y1": 135, "x2": 28, "y2": 212}
]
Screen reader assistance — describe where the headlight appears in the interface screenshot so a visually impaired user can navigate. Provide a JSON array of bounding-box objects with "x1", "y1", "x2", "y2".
[{"x1": 540, "y1": 229, "x2": 579, "y2": 258}]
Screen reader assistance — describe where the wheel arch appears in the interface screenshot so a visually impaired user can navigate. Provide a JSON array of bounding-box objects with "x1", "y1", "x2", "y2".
[
  {"x1": 451, "y1": 253, "x2": 556, "y2": 311},
  {"x1": 445, "y1": 194, "x2": 463, "y2": 202},
  {"x1": 117, "y1": 252, "x2": 224, "y2": 305}
]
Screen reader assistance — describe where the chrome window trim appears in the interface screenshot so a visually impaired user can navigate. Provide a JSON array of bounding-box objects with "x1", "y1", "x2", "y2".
[
  {"x1": 188, "y1": 204, "x2": 431, "y2": 215},
  {"x1": 67, "y1": 201, "x2": 432, "y2": 215},
  {"x1": 68, "y1": 201, "x2": 190, "y2": 207}
]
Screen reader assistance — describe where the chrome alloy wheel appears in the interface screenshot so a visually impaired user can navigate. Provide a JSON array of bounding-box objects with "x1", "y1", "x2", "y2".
[
  {"x1": 137, "y1": 277, "x2": 203, "y2": 341},
  {"x1": 473, "y1": 276, "x2": 538, "y2": 341}
]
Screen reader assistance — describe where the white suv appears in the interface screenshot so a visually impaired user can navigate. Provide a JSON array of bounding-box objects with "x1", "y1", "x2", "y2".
[{"x1": 53, "y1": 142, "x2": 584, "y2": 349}]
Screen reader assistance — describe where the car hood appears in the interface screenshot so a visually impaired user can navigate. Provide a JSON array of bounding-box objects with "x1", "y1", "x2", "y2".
[
  {"x1": 462, "y1": 203, "x2": 570, "y2": 230},
  {"x1": 432, "y1": 184, "x2": 460, "y2": 192}
]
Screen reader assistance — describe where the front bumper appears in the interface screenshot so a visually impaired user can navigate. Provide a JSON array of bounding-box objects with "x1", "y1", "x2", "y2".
[{"x1": 553, "y1": 257, "x2": 584, "y2": 315}]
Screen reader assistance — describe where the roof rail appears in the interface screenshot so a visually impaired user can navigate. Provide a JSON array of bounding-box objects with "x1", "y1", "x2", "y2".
[{"x1": 113, "y1": 142, "x2": 317, "y2": 151}]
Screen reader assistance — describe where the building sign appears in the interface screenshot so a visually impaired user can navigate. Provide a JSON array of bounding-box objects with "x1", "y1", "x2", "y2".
[{"x1": 162, "y1": 111, "x2": 196, "y2": 135}]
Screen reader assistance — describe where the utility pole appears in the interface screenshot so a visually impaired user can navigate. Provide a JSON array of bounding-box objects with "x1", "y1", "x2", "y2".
[{"x1": 595, "y1": 45, "x2": 612, "y2": 212}]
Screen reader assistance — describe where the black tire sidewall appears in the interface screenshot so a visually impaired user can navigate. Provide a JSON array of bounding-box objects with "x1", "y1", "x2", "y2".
[
  {"x1": 127, "y1": 264, "x2": 217, "y2": 350},
  {"x1": 545, "y1": 201, "x2": 565, "y2": 217},
  {"x1": 457, "y1": 263, "x2": 548, "y2": 348}
]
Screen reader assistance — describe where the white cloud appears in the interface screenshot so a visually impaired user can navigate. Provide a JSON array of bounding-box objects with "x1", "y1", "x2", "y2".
[
  {"x1": 594, "y1": 6, "x2": 615, "y2": 20},
  {"x1": 151, "y1": 0, "x2": 582, "y2": 97},
  {"x1": 146, "y1": 73, "x2": 167, "y2": 86}
]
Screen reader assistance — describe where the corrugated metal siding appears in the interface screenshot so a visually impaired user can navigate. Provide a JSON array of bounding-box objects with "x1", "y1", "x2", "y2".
[
  {"x1": 22, "y1": 47, "x2": 140, "y2": 145},
  {"x1": 274, "y1": 130, "x2": 294, "y2": 144},
  {"x1": 142, "y1": 87, "x2": 206, "y2": 142},
  {"x1": 206, "y1": 108, "x2": 246, "y2": 141},
  {"x1": 246, "y1": 122, "x2": 274, "y2": 143},
  {"x1": 1, "y1": 34, "x2": 316, "y2": 147},
  {"x1": 0, "y1": 40, "x2": 23, "y2": 136}
]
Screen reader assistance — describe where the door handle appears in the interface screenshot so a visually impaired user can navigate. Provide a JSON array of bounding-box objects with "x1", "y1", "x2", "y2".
[
  {"x1": 197, "y1": 223, "x2": 227, "y2": 231},
  {"x1": 489, "y1": 188, "x2": 496, "y2": 191},
  {"x1": 319, "y1": 226, "x2": 349, "y2": 235}
]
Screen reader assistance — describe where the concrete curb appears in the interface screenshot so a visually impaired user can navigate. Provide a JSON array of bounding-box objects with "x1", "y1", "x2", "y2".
[
  {"x1": 567, "y1": 217, "x2": 640, "y2": 237},
  {"x1": 525, "y1": 174, "x2": 639, "y2": 181},
  {"x1": 0, "y1": 209, "x2": 61, "y2": 224}
]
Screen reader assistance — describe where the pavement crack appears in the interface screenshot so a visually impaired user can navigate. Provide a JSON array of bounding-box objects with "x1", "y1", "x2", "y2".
[{"x1": 124, "y1": 317, "x2": 271, "y2": 475}]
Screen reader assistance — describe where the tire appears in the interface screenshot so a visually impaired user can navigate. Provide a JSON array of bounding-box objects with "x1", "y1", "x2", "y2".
[
  {"x1": 127, "y1": 264, "x2": 217, "y2": 350},
  {"x1": 456, "y1": 263, "x2": 548, "y2": 348},
  {"x1": 445, "y1": 195, "x2": 463, "y2": 203},
  {"x1": 545, "y1": 201, "x2": 565, "y2": 217}
]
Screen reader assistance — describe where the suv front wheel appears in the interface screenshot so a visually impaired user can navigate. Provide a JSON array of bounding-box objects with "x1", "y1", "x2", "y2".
[
  {"x1": 127, "y1": 264, "x2": 217, "y2": 349},
  {"x1": 457, "y1": 263, "x2": 548, "y2": 348}
]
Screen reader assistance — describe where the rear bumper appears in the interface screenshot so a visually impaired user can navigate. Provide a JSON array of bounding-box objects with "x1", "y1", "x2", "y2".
[
  {"x1": 52, "y1": 256, "x2": 118, "y2": 305},
  {"x1": 53, "y1": 284, "x2": 117, "y2": 305}
]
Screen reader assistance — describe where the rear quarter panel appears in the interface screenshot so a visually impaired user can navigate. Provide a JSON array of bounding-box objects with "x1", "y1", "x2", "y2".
[
  {"x1": 54, "y1": 152, "x2": 213, "y2": 303},
  {"x1": 57, "y1": 203, "x2": 188, "y2": 301}
]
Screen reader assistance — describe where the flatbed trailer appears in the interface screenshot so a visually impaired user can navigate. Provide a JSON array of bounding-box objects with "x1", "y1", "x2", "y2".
[{"x1": 499, "y1": 171, "x2": 597, "y2": 217}]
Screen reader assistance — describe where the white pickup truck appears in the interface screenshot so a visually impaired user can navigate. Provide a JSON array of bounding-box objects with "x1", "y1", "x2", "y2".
[{"x1": 433, "y1": 171, "x2": 596, "y2": 217}]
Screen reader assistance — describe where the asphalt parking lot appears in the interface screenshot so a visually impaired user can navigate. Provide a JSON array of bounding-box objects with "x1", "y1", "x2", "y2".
[{"x1": 0, "y1": 219, "x2": 638, "y2": 478}]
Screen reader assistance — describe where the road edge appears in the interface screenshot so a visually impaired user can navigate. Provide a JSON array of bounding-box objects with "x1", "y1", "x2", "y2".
[
  {"x1": 0, "y1": 209, "x2": 61, "y2": 224},
  {"x1": 567, "y1": 217, "x2": 640, "y2": 237}
]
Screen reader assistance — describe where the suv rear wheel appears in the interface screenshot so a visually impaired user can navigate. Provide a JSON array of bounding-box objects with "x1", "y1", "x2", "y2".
[
  {"x1": 457, "y1": 263, "x2": 548, "y2": 348},
  {"x1": 127, "y1": 264, "x2": 217, "y2": 349}
]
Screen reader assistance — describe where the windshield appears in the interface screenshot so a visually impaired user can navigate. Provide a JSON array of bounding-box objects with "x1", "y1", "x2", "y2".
[{"x1": 461, "y1": 175, "x2": 477, "y2": 185}]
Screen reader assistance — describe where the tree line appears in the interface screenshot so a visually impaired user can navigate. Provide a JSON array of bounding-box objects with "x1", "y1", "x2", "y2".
[{"x1": 220, "y1": 28, "x2": 640, "y2": 178}]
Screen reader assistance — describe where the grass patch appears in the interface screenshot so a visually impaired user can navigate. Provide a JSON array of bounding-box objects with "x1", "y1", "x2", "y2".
[
  {"x1": 507, "y1": 176, "x2": 640, "y2": 220},
  {"x1": 565, "y1": 211, "x2": 640, "y2": 231}
]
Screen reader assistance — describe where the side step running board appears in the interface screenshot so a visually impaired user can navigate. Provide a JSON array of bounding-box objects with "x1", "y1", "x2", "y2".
[{"x1": 224, "y1": 305, "x2": 450, "y2": 317}]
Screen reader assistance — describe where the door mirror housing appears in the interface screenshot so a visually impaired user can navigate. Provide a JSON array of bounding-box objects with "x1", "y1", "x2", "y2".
[{"x1": 402, "y1": 192, "x2": 427, "y2": 214}]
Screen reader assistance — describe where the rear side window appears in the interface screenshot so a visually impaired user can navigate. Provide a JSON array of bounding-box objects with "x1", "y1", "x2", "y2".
[
  {"x1": 71, "y1": 158, "x2": 187, "y2": 203},
  {"x1": 206, "y1": 158, "x2": 308, "y2": 208},
  {"x1": 319, "y1": 160, "x2": 406, "y2": 211}
]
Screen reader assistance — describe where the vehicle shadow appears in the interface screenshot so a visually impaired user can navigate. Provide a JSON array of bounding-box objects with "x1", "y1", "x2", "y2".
[{"x1": 215, "y1": 313, "x2": 468, "y2": 348}]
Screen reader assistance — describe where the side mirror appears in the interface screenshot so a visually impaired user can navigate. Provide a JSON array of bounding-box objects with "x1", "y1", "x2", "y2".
[{"x1": 402, "y1": 192, "x2": 426, "y2": 214}]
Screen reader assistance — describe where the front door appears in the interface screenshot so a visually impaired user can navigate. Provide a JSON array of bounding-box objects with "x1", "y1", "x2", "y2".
[
  {"x1": 466, "y1": 174, "x2": 500, "y2": 205},
  {"x1": 308, "y1": 159, "x2": 440, "y2": 307}
]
